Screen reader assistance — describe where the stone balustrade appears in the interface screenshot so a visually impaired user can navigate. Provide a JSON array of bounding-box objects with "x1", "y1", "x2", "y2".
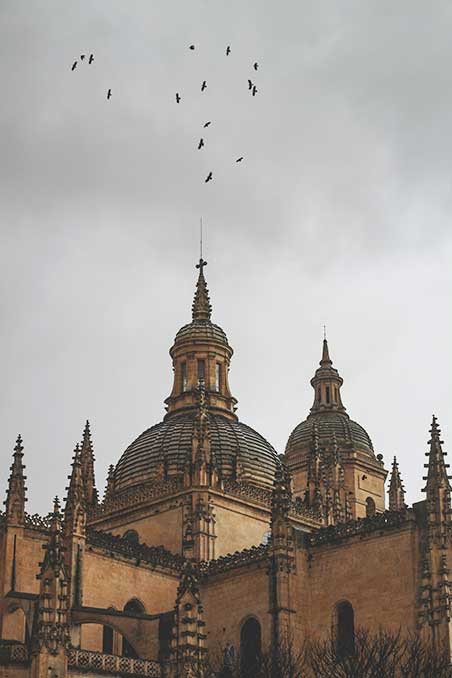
[{"x1": 67, "y1": 648, "x2": 161, "y2": 678}]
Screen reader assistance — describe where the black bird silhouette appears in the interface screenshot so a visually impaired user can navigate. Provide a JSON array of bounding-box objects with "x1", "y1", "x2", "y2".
[
  {"x1": 248, "y1": 79, "x2": 253, "y2": 90},
  {"x1": 252, "y1": 85, "x2": 257, "y2": 96},
  {"x1": 253, "y1": 62, "x2": 258, "y2": 70},
  {"x1": 226, "y1": 46, "x2": 231, "y2": 56},
  {"x1": 80, "y1": 54, "x2": 86, "y2": 61},
  {"x1": 107, "y1": 89, "x2": 112, "y2": 100},
  {"x1": 198, "y1": 138, "x2": 204, "y2": 150},
  {"x1": 89, "y1": 54, "x2": 94, "y2": 64},
  {"x1": 176, "y1": 93, "x2": 181, "y2": 103},
  {"x1": 189, "y1": 45, "x2": 195, "y2": 50},
  {"x1": 201, "y1": 81, "x2": 207, "y2": 92},
  {"x1": 236, "y1": 157, "x2": 244, "y2": 162},
  {"x1": 203, "y1": 121, "x2": 211, "y2": 128},
  {"x1": 205, "y1": 172, "x2": 213, "y2": 183},
  {"x1": 71, "y1": 61, "x2": 77, "y2": 71}
]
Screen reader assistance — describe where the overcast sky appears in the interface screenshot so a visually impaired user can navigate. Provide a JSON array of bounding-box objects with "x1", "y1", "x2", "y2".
[{"x1": 1, "y1": 1, "x2": 452, "y2": 515}]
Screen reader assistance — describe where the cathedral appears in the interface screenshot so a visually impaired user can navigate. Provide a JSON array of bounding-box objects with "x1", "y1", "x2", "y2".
[{"x1": 1, "y1": 258, "x2": 451, "y2": 677}]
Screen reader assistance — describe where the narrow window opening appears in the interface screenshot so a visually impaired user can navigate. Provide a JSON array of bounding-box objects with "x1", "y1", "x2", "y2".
[
  {"x1": 181, "y1": 363, "x2": 187, "y2": 392},
  {"x1": 326, "y1": 386, "x2": 330, "y2": 404},
  {"x1": 366, "y1": 497, "x2": 376, "y2": 517},
  {"x1": 197, "y1": 359, "x2": 205, "y2": 382},
  {"x1": 318, "y1": 388, "x2": 321, "y2": 403},
  {"x1": 102, "y1": 626, "x2": 113, "y2": 654},
  {"x1": 215, "y1": 364, "x2": 221, "y2": 392},
  {"x1": 336, "y1": 601, "x2": 355, "y2": 660}
]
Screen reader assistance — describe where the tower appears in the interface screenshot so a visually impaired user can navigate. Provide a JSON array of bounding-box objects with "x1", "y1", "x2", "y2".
[{"x1": 285, "y1": 337, "x2": 387, "y2": 520}]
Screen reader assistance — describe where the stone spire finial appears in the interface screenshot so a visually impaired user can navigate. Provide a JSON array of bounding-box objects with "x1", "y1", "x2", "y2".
[
  {"x1": 310, "y1": 337, "x2": 346, "y2": 415},
  {"x1": 64, "y1": 444, "x2": 86, "y2": 538},
  {"x1": 5, "y1": 434, "x2": 27, "y2": 526},
  {"x1": 388, "y1": 456, "x2": 406, "y2": 511},
  {"x1": 320, "y1": 337, "x2": 332, "y2": 367},
  {"x1": 192, "y1": 259, "x2": 212, "y2": 322},
  {"x1": 79, "y1": 420, "x2": 98, "y2": 507}
]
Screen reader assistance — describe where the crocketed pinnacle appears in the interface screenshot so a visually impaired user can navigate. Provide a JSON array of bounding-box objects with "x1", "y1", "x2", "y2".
[
  {"x1": 192, "y1": 258, "x2": 212, "y2": 322},
  {"x1": 388, "y1": 456, "x2": 406, "y2": 511},
  {"x1": 5, "y1": 434, "x2": 27, "y2": 525},
  {"x1": 423, "y1": 415, "x2": 452, "y2": 494},
  {"x1": 80, "y1": 420, "x2": 97, "y2": 506}
]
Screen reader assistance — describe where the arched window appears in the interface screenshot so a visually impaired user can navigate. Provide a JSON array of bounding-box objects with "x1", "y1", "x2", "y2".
[
  {"x1": 335, "y1": 601, "x2": 355, "y2": 660},
  {"x1": 123, "y1": 530, "x2": 139, "y2": 544},
  {"x1": 122, "y1": 599, "x2": 145, "y2": 658},
  {"x1": 240, "y1": 617, "x2": 261, "y2": 677},
  {"x1": 365, "y1": 497, "x2": 376, "y2": 518}
]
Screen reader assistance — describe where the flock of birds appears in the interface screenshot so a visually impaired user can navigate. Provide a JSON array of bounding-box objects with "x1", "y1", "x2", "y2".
[
  {"x1": 70, "y1": 43, "x2": 261, "y2": 183},
  {"x1": 177, "y1": 44, "x2": 260, "y2": 183}
]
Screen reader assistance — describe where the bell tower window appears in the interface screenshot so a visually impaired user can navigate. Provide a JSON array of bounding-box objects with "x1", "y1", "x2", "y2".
[
  {"x1": 197, "y1": 359, "x2": 205, "y2": 382},
  {"x1": 215, "y1": 363, "x2": 221, "y2": 392},
  {"x1": 181, "y1": 363, "x2": 187, "y2": 392}
]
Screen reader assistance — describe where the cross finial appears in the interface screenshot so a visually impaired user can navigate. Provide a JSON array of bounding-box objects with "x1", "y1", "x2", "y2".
[
  {"x1": 323, "y1": 324, "x2": 327, "y2": 341},
  {"x1": 196, "y1": 258, "x2": 207, "y2": 271}
]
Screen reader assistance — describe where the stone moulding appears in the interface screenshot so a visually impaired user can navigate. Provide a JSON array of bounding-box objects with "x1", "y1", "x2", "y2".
[
  {"x1": 88, "y1": 478, "x2": 184, "y2": 520},
  {"x1": 86, "y1": 528, "x2": 185, "y2": 572},
  {"x1": 67, "y1": 648, "x2": 161, "y2": 677},
  {"x1": 307, "y1": 509, "x2": 413, "y2": 547},
  {"x1": 199, "y1": 543, "x2": 270, "y2": 576}
]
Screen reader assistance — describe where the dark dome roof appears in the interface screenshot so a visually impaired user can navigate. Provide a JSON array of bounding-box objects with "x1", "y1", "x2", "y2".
[
  {"x1": 285, "y1": 412, "x2": 374, "y2": 459},
  {"x1": 114, "y1": 413, "x2": 279, "y2": 494},
  {"x1": 174, "y1": 320, "x2": 228, "y2": 344}
]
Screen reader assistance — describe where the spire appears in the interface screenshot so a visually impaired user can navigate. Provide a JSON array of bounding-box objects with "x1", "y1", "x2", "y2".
[
  {"x1": 388, "y1": 456, "x2": 406, "y2": 511},
  {"x1": 79, "y1": 420, "x2": 98, "y2": 507},
  {"x1": 422, "y1": 415, "x2": 452, "y2": 532},
  {"x1": 310, "y1": 335, "x2": 346, "y2": 415},
  {"x1": 320, "y1": 338, "x2": 332, "y2": 367},
  {"x1": 192, "y1": 258, "x2": 212, "y2": 322},
  {"x1": 64, "y1": 444, "x2": 86, "y2": 538},
  {"x1": 5, "y1": 435, "x2": 27, "y2": 526}
]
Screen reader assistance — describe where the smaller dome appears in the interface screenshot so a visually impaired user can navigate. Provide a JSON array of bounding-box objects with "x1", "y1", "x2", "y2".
[
  {"x1": 285, "y1": 412, "x2": 374, "y2": 460},
  {"x1": 175, "y1": 320, "x2": 228, "y2": 345}
]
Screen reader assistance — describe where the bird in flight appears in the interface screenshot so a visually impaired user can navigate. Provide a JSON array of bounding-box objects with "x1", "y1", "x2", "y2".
[
  {"x1": 80, "y1": 54, "x2": 86, "y2": 61},
  {"x1": 252, "y1": 85, "x2": 257, "y2": 96},
  {"x1": 253, "y1": 62, "x2": 258, "y2": 70},
  {"x1": 226, "y1": 46, "x2": 231, "y2": 56},
  {"x1": 203, "y1": 121, "x2": 211, "y2": 128},
  {"x1": 189, "y1": 45, "x2": 195, "y2": 50},
  {"x1": 205, "y1": 172, "x2": 213, "y2": 183},
  {"x1": 201, "y1": 81, "x2": 207, "y2": 92},
  {"x1": 176, "y1": 93, "x2": 181, "y2": 103},
  {"x1": 248, "y1": 79, "x2": 253, "y2": 90},
  {"x1": 198, "y1": 138, "x2": 204, "y2": 150},
  {"x1": 89, "y1": 54, "x2": 94, "y2": 64},
  {"x1": 236, "y1": 157, "x2": 244, "y2": 162},
  {"x1": 71, "y1": 61, "x2": 77, "y2": 71},
  {"x1": 107, "y1": 89, "x2": 112, "y2": 100}
]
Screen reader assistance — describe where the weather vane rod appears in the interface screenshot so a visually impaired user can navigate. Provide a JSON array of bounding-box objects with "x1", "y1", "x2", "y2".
[{"x1": 200, "y1": 217, "x2": 203, "y2": 260}]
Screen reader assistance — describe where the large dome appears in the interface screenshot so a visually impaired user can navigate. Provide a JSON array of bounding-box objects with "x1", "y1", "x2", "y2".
[{"x1": 114, "y1": 412, "x2": 279, "y2": 494}]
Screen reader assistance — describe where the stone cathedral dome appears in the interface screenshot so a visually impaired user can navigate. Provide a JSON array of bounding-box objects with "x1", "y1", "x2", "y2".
[
  {"x1": 113, "y1": 259, "x2": 279, "y2": 494},
  {"x1": 285, "y1": 338, "x2": 376, "y2": 467}
]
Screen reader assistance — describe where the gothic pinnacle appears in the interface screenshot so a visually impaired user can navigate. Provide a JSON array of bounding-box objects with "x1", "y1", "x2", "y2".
[
  {"x1": 320, "y1": 337, "x2": 332, "y2": 367},
  {"x1": 192, "y1": 258, "x2": 212, "y2": 322},
  {"x1": 80, "y1": 419, "x2": 97, "y2": 506},
  {"x1": 5, "y1": 433, "x2": 27, "y2": 525},
  {"x1": 388, "y1": 456, "x2": 406, "y2": 511}
]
